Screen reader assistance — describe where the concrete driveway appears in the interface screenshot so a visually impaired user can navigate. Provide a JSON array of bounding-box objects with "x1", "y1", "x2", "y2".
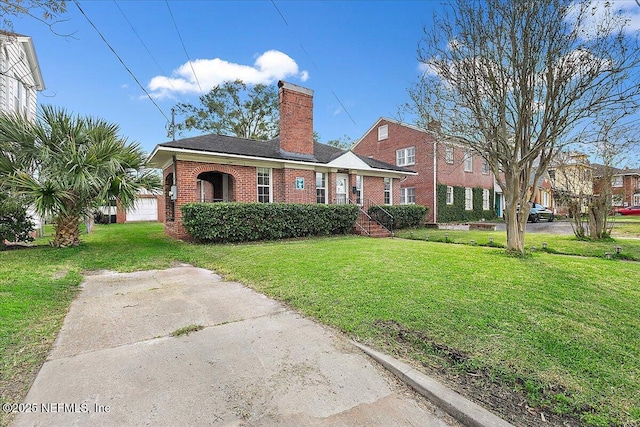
[{"x1": 12, "y1": 265, "x2": 457, "y2": 426}]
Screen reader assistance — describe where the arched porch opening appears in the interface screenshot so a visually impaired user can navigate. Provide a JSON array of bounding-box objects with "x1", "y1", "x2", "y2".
[
  {"x1": 196, "y1": 171, "x2": 235, "y2": 202},
  {"x1": 164, "y1": 173, "x2": 175, "y2": 221}
]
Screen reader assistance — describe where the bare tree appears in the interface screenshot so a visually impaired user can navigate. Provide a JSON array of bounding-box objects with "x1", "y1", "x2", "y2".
[
  {"x1": 407, "y1": 0, "x2": 640, "y2": 253},
  {"x1": 584, "y1": 119, "x2": 638, "y2": 238},
  {"x1": 0, "y1": 0, "x2": 66, "y2": 33}
]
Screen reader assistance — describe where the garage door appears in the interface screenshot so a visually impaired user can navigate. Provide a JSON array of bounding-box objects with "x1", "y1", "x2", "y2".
[{"x1": 126, "y1": 198, "x2": 158, "y2": 222}]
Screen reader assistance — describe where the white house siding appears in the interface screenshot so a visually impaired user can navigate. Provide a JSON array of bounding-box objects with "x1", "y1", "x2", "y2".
[{"x1": 0, "y1": 33, "x2": 42, "y2": 120}]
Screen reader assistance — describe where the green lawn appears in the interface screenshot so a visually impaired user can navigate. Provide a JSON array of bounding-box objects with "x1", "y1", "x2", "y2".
[
  {"x1": 1, "y1": 222, "x2": 639, "y2": 426},
  {"x1": 395, "y1": 219, "x2": 640, "y2": 261}
]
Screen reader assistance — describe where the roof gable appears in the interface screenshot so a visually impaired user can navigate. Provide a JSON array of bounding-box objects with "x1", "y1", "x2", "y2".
[{"x1": 327, "y1": 151, "x2": 373, "y2": 169}]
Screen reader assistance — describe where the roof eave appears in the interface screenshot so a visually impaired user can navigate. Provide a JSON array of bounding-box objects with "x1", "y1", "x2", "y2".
[{"x1": 148, "y1": 145, "x2": 414, "y2": 176}]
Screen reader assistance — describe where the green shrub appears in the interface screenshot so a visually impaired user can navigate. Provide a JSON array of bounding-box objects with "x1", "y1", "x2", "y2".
[
  {"x1": 368, "y1": 205, "x2": 429, "y2": 230},
  {"x1": 0, "y1": 196, "x2": 34, "y2": 250},
  {"x1": 181, "y1": 202, "x2": 359, "y2": 243}
]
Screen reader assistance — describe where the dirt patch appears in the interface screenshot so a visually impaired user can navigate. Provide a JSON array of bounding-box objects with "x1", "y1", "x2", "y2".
[{"x1": 372, "y1": 320, "x2": 585, "y2": 427}]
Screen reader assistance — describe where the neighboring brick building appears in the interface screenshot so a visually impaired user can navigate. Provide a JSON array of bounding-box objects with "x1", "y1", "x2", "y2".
[
  {"x1": 149, "y1": 82, "x2": 415, "y2": 240},
  {"x1": 352, "y1": 118, "x2": 497, "y2": 223},
  {"x1": 592, "y1": 164, "x2": 640, "y2": 207}
]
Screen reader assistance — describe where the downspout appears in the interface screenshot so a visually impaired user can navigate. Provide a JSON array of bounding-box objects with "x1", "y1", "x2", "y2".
[{"x1": 433, "y1": 139, "x2": 438, "y2": 223}]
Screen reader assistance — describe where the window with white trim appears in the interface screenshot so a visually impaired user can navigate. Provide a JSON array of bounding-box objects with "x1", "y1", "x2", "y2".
[
  {"x1": 542, "y1": 192, "x2": 550, "y2": 208},
  {"x1": 400, "y1": 187, "x2": 415, "y2": 205},
  {"x1": 464, "y1": 151, "x2": 473, "y2": 172},
  {"x1": 634, "y1": 193, "x2": 640, "y2": 206},
  {"x1": 316, "y1": 172, "x2": 326, "y2": 204},
  {"x1": 612, "y1": 176, "x2": 623, "y2": 187},
  {"x1": 396, "y1": 147, "x2": 415, "y2": 166},
  {"x1": 384, "y1": 178, "x2": 392, "y2": 205},
  {"x1": 481, "y1": 159, "x2": 489, "y2": 175},
  {"x1": 445, "y1": 145, "x2": 454, "y2": 164},
  {"x1": 465, "y1": 187, "x2": 473, "y2": 210},
  {"x1": 446, "y1": 186, "x2": 454, "y2": 205},
  {"x1": 378, "y1": 124, "x2": 388, "y2": 141},
  {"x1": 482, "y1": 189, "x2": 490, "y2": 210},
  {"x1": 257, "y1": 167, "x2": 271, "y2": 203}
]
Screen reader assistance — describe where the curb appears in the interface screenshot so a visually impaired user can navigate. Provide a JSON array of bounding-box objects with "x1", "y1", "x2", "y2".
[{"x1": 353, "y1": 342, "x2": 514, "y2": 427}]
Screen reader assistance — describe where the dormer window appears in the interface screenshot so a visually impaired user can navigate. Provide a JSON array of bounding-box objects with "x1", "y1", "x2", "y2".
[{"x1": 378, "y1": 124, "x2": 388, "y2": 141}]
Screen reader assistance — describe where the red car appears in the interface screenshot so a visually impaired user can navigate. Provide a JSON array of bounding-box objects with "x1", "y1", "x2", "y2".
[{"x1": 613, "y1": 206, "x2": 640, "y2": 216}]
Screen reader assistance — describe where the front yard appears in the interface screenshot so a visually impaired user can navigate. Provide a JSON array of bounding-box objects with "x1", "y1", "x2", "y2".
[{"x1": 1, "y1": 222, "x2": 639, "y2": 426}]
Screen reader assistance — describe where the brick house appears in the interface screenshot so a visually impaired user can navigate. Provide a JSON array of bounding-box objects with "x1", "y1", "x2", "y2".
[
  {"x1": 148, "y1": 82, "x2": 415, "y2": 240},
  {"x1": 592, "y1": 164, "x2": 640, "y2": 207},
  {"x1": 352, "y1": 118, "x2": 497, "y2": 223},
  {"x1": 529, "y1": 170, "x2": 554, "y2": 211}
]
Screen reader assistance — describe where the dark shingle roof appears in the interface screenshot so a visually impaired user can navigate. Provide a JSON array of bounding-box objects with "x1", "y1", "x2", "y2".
[
  {"x1": 591, "y1": 163, "x2": 640, "y2": 178},
  {"x1": 158, "y1": 133, "x2": 413, "y2": 173}
]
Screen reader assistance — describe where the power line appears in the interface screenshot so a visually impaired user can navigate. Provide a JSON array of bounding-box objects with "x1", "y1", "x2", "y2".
[
  {"x1": 165, "y1": 0, "x2": 203, "y2": 93},
  {"x1": 113, "y1": 0, "x2": 180, "y2": 97},
  {"x1": 270, "y1": 0, "x2": 357, "y2": 127},
  {"x1": 73, "y1": 0, "x2": 170, "y2": 123}
]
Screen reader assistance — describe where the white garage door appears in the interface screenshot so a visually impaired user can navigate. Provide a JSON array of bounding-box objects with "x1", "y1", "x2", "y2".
[{"x1": 126, "y1": 198, "x2": 158, "y2": 222}]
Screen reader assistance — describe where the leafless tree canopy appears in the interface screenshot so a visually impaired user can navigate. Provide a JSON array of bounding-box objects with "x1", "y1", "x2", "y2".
[{"x1": 407, "y1": 0, "x2": 640, "y2": 252}]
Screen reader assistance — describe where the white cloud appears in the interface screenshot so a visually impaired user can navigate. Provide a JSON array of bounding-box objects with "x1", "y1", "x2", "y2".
[
  {"x1": 148, "y1": 50, "x2": 309, "y2": 99},
  {"x1": 417, "y1": 61, "x2": 438, "y2": 76},
  {"x1": 566, "y1": 0, "x2": 640, "y2": 40}
]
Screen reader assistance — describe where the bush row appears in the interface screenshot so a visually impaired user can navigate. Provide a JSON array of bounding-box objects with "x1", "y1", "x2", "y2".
[
  {"x1": 181, "y1": 202, "x2": 359, "y2": 243},
  {"x1": 368, "y1": 205, "x2": 429, "y2": 230}
]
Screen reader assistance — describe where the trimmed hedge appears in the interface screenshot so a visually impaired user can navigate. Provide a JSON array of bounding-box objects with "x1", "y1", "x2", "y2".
[
  {"x1": 181, "y1": 202, "x2": 359, "y2": 243},
  {"x1": 368, "y1": 205, "x2": 429, "y2": 230},
  {"x1": 436, "y1": 184, "x2": 497, "y2": 223}
]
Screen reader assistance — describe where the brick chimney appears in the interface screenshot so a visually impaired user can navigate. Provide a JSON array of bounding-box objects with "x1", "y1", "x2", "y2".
[{"x1": 278, "y1": 81, "x2": 314, "y2": 156}]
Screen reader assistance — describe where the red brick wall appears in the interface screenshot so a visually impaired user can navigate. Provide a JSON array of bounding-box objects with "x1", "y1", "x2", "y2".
[
  {"x1": 278, "y1": 82, "x2": 314, "y2": 156},
  {"x1": 283, "y1": 169, "x2": 316, "y2": 203},
  {"x1": 354, "y1": 119, "x2": 496, "y2": 222}
]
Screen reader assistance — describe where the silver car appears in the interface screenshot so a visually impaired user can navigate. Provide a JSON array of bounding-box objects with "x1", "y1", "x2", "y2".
[{"x1": 529, "y1": 202, "x2": 554, "y2": 222}]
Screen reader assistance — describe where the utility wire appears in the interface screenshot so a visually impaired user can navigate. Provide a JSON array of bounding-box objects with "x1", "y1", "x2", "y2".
[
  {"x1": 113, "y1": 0, "x2": 180, "y2": 97},
  {"x1": 73, "y1": 0, "x2": 170, "y2": 123},
  {"x1": 270, "y1": 0, "x2": 357, "y2": 126},
  {"x1": 165, "y1": 0, "x2": 203, "y2": 93}
]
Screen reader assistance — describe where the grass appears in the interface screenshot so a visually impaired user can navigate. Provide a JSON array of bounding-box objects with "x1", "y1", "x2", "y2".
[
  {"x1": 395, "y1": 219, "x2": 640, "y2": 261},
  {"x1": 171, "y1": 324, "x2": 204, "y2": 337},
  {"x1": 1, "y1": 222, "x2": 639, "y2": 426}
]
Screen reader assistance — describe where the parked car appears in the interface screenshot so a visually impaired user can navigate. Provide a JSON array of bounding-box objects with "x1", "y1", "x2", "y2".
[
  {"x1": 529, "y1": 203, "x2": 554, "y2": 223},
  {"x1": 613, "y1": 206, "x2": 640, "y2": 216}
]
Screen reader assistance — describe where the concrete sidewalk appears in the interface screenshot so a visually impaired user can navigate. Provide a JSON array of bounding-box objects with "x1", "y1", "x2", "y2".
[{"x1": 13, "y1": 265, "x2": 458, "y2": 426}]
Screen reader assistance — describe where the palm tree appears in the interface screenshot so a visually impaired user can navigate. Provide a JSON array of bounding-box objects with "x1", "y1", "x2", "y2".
[{"x1": 0, "y1": 106, "x2": 160, "y2": 248}]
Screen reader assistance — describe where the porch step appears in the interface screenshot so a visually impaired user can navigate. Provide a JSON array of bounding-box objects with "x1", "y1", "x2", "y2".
[{"x1": 353, "y1": 219, "x2": 392, "y2": 238}]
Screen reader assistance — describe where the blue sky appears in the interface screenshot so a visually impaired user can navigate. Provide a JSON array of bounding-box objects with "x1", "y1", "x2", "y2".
[{"x1": 12, "y1": 1, "x2": 438, "y2": 155}]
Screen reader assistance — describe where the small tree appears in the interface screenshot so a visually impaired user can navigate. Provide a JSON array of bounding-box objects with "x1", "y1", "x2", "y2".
[
  {"x1": 0, "y1": 106, "x2": 160, "y2": 248},
  {"x1": 407, "y1": 0, "x2": 640, "y2": 254},
  {"x1": 171, "y1": 80, "x2": 279, "y2": 140}
]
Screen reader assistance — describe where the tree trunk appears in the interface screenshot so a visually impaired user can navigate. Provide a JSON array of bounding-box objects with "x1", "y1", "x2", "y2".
[
  {"x1": 588, "y1": 197, "x2": 608, "y2": 239},
  {"x1": 504, "y1": 198, "x2": 526, "y2": 254},
  {"x1": 52, "y1": 214, "x2": 81, "y2": 248}
]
